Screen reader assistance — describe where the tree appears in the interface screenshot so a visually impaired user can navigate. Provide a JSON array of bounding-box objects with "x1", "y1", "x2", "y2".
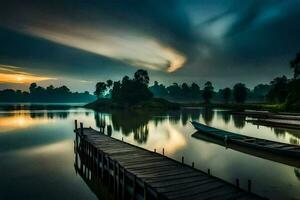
[
  {"x1": 221, "y1": 88, "x2": 231, "y2": 103},
  {"x1": 290, "y1": 53, "x2": 300, "y2": 78},
  {"x1": 134, "y1": 69, "x2": 149, "y2": 85},
  {"x1": 181, "y1": 83, "x2": 190, "y2": 96},
  {"x1": 29, "y1": 83, "x2": 37, "y2": 94},
  {"x1": 267, "y1": 76, "x2": 288, "y2": 103},
  {"x1": 190, "y1": 83, "x2": 200, "y2": 99},
  {"x1": 111, "y1": 70, "x2": 153, "y2": 106},
  {"x1": 94, "y1": 82, "x2": 107, "y2": 99},
  {"x1": 233, "y1": 83, "x2": 247, "y2": 103},
  {"x1": 202, "y1": 81, "x2": 214, "y2": 104},
  {"x1": 149, "y1": 81, "x2": 168, "y2": 97},
  {"x1": 106, "y1": 80, "x2": 113, "y2": 88}
]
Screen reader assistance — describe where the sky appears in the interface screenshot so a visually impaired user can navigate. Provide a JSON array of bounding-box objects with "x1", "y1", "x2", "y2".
[{"x1": 0, "y1": 0, "x2": 300, "y2": 92}]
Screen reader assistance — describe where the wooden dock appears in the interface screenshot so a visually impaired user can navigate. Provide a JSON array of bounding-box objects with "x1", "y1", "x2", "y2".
[{"x1": 74, "y1": 120, "x2": 264, "y2": 200}]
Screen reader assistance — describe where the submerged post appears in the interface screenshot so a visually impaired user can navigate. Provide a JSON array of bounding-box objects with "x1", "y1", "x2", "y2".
[
  {"x1": 248, "y1": 180, "x2": 252, "y2": 193},
  {"x1": 107, "y1": 125, "x2": 112, "y2": 136},
  {"x1": 75, "y1": 120, "x2": 78, "y2": 149},
  {"x1": 162, "y1": 148, "x2": 164, "y2": 156},
  {"x1": 74, "y1": 120, "x2": 78, "y2": 131},
  {"x1": 181, "y1": 156, "x2": 184, "y2": 164},
  {"x1": 80, "y1": 122, "x2": 83, "y2": 135},
  {"x1": 192, "y1": 162, "x2": 194, "y2": 168},
  {"x1": 236, "y1": 179, "x2": 240, "y2": 188},
  {"x1": 208, "y1": 168, "x2": 211, "y2": 175}
]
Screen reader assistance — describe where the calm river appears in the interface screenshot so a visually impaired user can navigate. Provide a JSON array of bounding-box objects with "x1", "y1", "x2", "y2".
[{"x1": 0, "y1": 106, "x2": 299, "y2": 199}]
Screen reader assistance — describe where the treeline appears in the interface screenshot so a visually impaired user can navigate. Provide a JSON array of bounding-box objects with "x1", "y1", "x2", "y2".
[
  {"x1": 0, "y1": 83, "x2": 96, "y2": 103},
  {"x1": 149, "y1": 81, "x2": 269, "y2": 103},
  {"x1": 149, "y1": 52, "x2": 300, "y2": 110}
]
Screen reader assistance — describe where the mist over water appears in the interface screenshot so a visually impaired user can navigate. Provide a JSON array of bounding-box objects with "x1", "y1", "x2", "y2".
[{"x1": 0, "y1": 106, "x2": 299, "y2": 200}]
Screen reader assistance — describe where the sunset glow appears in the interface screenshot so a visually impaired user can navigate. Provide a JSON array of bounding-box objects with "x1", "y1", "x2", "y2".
[{"x1": 0, "y1": 65, "x2": 54, "y2": 84}]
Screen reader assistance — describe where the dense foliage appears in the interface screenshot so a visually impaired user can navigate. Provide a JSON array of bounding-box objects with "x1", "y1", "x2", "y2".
[
  {"x1": 0, "y1": 83, "x2": 96, "y2": 102},
  {"x1": 94, "y1": 69, "x2": 153, "y2": 106},
  {"x1": 233, "y1": 83, "x2": 248, "y2": 103}
]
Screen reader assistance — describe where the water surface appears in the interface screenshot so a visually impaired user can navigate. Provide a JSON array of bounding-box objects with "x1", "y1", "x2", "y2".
[{"x1": 0, "y1": 106, "x2": 299, "y2": 199}]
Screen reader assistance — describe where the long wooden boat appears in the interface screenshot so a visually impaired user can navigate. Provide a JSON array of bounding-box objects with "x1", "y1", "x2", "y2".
[{"x1": 191, "y1": 121, "x2": 300, "y2": 159}]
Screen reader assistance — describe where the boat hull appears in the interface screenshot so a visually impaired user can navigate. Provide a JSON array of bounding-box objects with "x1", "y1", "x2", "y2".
[{"x1": 191, "y1": 121, "x2": 300, "y2": 159}]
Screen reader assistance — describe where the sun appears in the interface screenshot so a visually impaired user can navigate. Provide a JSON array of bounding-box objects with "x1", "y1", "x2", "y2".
[{"x1": 16, "y1": 76, "x2": 24, "y2": 82}]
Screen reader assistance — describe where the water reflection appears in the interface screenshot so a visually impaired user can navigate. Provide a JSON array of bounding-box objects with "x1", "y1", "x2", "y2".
[
  {"x1": 232, "y1": 114, "x2": 246, "y2": 129},
  {"x1": 0, "y1": 107, "x2": 300, "y2": 199},
  {"x1": 295, "y1": 168, "x2": 300, "y2": 181},
  {"x1": 0, "y1": 113, "x2": 50, "y2": 132},
  {"x1": 110, "y1": 111, "x2": 151, "y2": 144},
  {"x1": 202, "y1": 107, "x2": 214, "y2": 125},
  {"x1": 221, "y1": 111, "x2": 231, "y2": 124}
]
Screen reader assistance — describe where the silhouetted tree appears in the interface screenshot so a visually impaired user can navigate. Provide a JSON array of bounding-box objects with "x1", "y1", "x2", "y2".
[
  {"x1": 181, "y1": 83, "x2": 189, "y2": 96},
  {"x1": 221, "y1": 88, "x2": 231, "y2": 103},
  {"x1": 233, "y1": 83, "x2": 247, "y2": 103},
  {"x1": 166, "y1": 83, "x2": 182, "y2": 98},
  {"x1": 190, "y1": 83, "x2": 200, "y2": 99},
  {"x1": 252, "y1": 84, "x2": 271, "y2": 101},
  {"x1": 29, "y1": 83, "x2": 37, "y2": 94},
  {"x1": 134, "y1": 69, "x2": 149, "y2": 85},
  {"x1": 149, "y1": 81, "x2": 168, "y2": 97},
  {"x1": 202, "y1": 81, "x2": 214, "y2": 103},
  {"x1": 110, "y1": 70, "x2": 153, "y2": 106},
  {"x1": 290, "y1": 53, "x2": 300, "y2": 79},
  {"x1": 106, "y1": 80, "x2": 113, "y2": 88},
  {"x1": 94, "y1": 82, "x2": 107, "y2": 99},
  {"x1": 267, "y1": 76, "x2": 288, "y2": 103}
]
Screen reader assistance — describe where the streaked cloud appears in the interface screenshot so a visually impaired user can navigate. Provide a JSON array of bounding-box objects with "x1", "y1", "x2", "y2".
[
  {"x1": 18, "y1": 23, "x2": 187, "y2": 73},
  {"x1": 0, "y1": 64, "x2": 54, "y2": 84}
]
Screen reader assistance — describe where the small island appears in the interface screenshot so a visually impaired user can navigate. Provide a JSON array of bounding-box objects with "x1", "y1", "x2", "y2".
[{"x1": 85, "y1": 69, "x2": 180, "y2": 110}]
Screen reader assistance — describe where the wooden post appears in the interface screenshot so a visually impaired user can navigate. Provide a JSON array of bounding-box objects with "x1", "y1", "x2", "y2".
[
  {"x1": 248, "y1": 180, "x2": 252, "y2": 193},
  {"x1": 80, "y1": 122, "x2": 83, "y2": 135},
  {"x1": 122, "y1": 169, "x2": 126, "y2": 200},
  {"x1": 208, "y1": 168, "x2": 211, "y2": 175},
  {"x1": 143, "y1": 181, "x2": 147, "y2": 200},
  {"x1": 107, "y1": 125, "x2": 112, "y2": 136},
  {"x1": 117, "y1": 163, "x2": 120, "y2": 199},
  {"x1": 101, "y1": 152, "x2": 104, "y2": 179},
  {"x1": 154, "y1": 148, "x2": 156, "y2": 153},
  {"x1": 96, "y1": 150, "x2": 99, "y2": 180},
  {"x1": 75, "y1": 120, "x2": 78, "y2": 149},
  {"x1": 162, "y1": 148, "x2": 164, "y2": 156},
  {"x1": 113, "y1": 160, "x2": 116, "y2": 197},
  {"x1": 122, "y1": 137, "x2": 124, "y2": 142},
  {"x1": 132, "y1": 175, "x2": 136, "y2": 200},
  {"x1": 236, "y1": 179, "x2": 240, "y2": 188},
  {"x1": 182, "y1": 156, "x2": 184, "y2": 164},
  {"x1": 192, "y1": 162, "x2": 194, "y2": 168},
  {"x1": 74, "y1": 120, "x2": 78, "y2": 131}
]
